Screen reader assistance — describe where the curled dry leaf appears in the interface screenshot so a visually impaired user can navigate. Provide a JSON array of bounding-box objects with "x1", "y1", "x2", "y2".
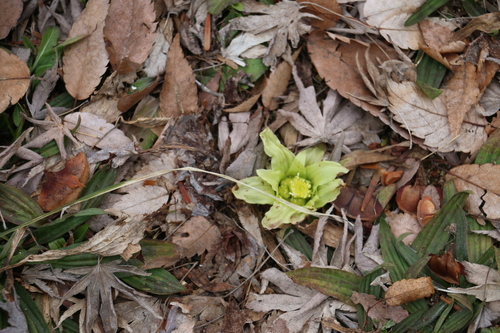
[
  {"x1": 103, "y1": 0, "x2": 157, "y2": 74},
  {"x1": 37, "y1": 152, "x2": 90, "y2": 212},
  {"x1": 428, "y1": 246, "x2": 465, "y2": 284},
  {"x1": 159, "y1": 33, "x2": 198, "y2": 117},
  {"x1": 63, "y1": 0, "x2": 110, "y2": 100},
  {"x1": 0, "y1": 48, "x2": 30, "y2": 113},
  {"x1": 385, "y1": 277, "x2": 434, "y2": 306}
]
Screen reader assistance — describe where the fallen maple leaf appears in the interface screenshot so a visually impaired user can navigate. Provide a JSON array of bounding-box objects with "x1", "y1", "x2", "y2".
[
  {"x1": 159, "y1": 33, "x2": 198, "y2": 117},
  {"x1": 63, "y1": 0, "x2": 109, "y2": 100},
  {"x1": 385, "y1": 277, "x2": 434, "y2": 306},
  {"x1": 220, "y1": 0, "x2": 315, "y2": 67},
  {"x1": 103, "y1": 0, "x2": 157, "y2": 74},
  {"x1": 278, "y1": 65, "x2": 364, "y2": 147},
  {"x1": 37, "y1": 152, "x2": 90, "y2": 212},
  {"x1": 0, "y1": 48, "x2": 30, "y2": 113},
  {"x1": 59, "y1": 261, "x2": 162, "y2": 333}
]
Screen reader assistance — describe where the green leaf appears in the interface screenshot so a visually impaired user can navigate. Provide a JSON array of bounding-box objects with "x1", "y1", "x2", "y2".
[
  {"x1": 411, "y1": 191, "x2": 469, "y2": 257},
  {"x1": 416, "y1": 52, "x2": 446, "y2": 99},
  {"x1": 405, "y1": 0, "x2": 450, "y2": 26},
  {"x1": 15, "y1": 283, "x2": 51, "y2": 333},
  {"x1": 232, "y1": 176, "x2": 276, "y2": 205},
  {"x1": 140, "y1": 239, "x2": 177, "y2": 264},
  {"x1": 283, "y1": 228, "x2": 312, "y2": 260},
  {"x1": 0, "y1": 183, "x2": 44, "y2": 225},
  {"x1": 287, "y1": 267, "x2": 360, "y2": 304},
  {"x1": 260, "y1": 128, "x2": 295, "y2": 176},
  {"x1": 208, "y1": 0, "x2": 241, "y2": 15},
  {"x1": 32, "y1": 26, "x2": 60, "y2": 75},
  {"x1": 475, "y1": 128, "x2": 500, "y2": 164},
  {"x1": 118, "y1": 268, "x2": 186, "y2": 295}
]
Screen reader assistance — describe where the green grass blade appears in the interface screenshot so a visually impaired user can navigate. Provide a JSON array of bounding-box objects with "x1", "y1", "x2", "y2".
[{"x1": 405, "y1": 0, "x2": 450, "y2": 26}]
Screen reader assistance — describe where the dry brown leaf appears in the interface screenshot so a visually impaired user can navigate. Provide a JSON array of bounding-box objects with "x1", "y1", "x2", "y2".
[
  {"x1": 37, "y1": 152, "x2": 90, "y2": 212},
  {"x1": 351, "y1": 291, "x2": 408, "y2": 323},
  {"x1": 63, "y1": 0, "x2": 109, "y2": 100},
  {"x1": 428, "y1": 246, "x2": 465, "y2": 284},
  {"x1": 0, "y1": 0, "x2": 23, "y2": 39},
  {"x1": 387, "y1": 80, "x2": 486, "y2": 153},
  {"x1": 171, "y1": 216, "x2": 222, "y2": 259},
  {"x1": 444, "y1": 62, "x2": 480, "y2": 137},
  {"x1": 104, "y1": 0, "x2": 157, "y2": 74},
  {"x1": 385, "y1": 277, "x2": 434, "y2": 306},
  {"x1": 159, "y1": 33, "x2": 198, "y2": 117},
  {"x1": 297, "y1": 0, "x2": 341, "y2": 30},
  {"x1": 419, "y1": 19, "x2": 465, "y2": 54},
  {"x1": 385, "y1": 211, "x2": 421, "y2": 245},
  {"x1": 307, "y1": 30, "x2": 398, "y2": 118},
  {"x1": 451, "y1": 12, "x2": 500, "y2": 42},
  {"x1": 0, "y1": 48, "x2": 30, "y2": 113},
  {"x1": 447, "y1": 164, "x2": 500, "y2": 221}
]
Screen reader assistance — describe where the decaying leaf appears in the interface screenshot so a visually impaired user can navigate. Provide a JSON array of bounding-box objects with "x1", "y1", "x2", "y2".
[
  {"x1": 428, "y1": 246, "x2": 465, "y2": 284},
  {"x1": 351, "y1": 291, "x2": 408, "y2": 323},
  {"x1": 278, "y1": 65, "x2": 364, "y2": 147},
  {"x1": 0, "y1": 291, "x2": 28, "y2": 333},
  {"x1": 447, "y1": 164, "x2": 500, "y2": 221},
  {"x1": 171, "y1": 216, "x2": 222, "y2": 259},
  {"x1": 111, "y1": 186, "x2": 169, "y2": 216},
  {"x1": 451, "y1": 12, "x2": 500, "y2": 42},
  {"x1": 38, "y1": 152, "x2": 90, "y2": 212},
  {"x1": 387, "y1": 80, "x2": 487, "y2": 153},
  {"x1": 60, "y1": 261, "x2": 161, "y2": 333},
  {"x1": 385, "y1": 211, "x2": 421, "y2": 245},
  {"x1": 362, "y1": 0, "x2": 425, "y2": 50},
  {"x1": 0, "y1": 48, "x2": 30, "y2": 113},
  {"x1": 159, "y1": 33, "x2": 198, "y2": 117},
  {"x1": 385, "y1": 277, "x2": 434, "y2": 306},
  {"x1": 63, "y1": 0, "x2": 109, "y2": 100},
  {"x1": 22, "y1": 264, "x2": 79, "y2": 297},
  {"x1": 220, "y1": 0, "x2": 315, "y2": 67},
  {"x1": 297, "y1": 0, "x2": 341, "y2": 30},
  {"x1": 447, "y1": 262, "x2": 500, "y2": 302},
  {"x1": 103, "y1": 0, "x2": 157, "y2": 74},
  {"x1": 0, "y1": 0, "x2": 23, "y2": 39}
]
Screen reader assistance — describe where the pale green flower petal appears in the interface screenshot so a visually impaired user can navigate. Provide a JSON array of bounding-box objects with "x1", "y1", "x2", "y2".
[
  {"x1": 260, "y1": 128, "x2": 295, "y2": 175},
  {"x1": 256, "y1": 169, "x2": 282, "y2": 193},
  {"x1": 306, "y1": 161, "x2": 348, "y2": 189},
  {"x1": 314, "y1": 179, "x2": 344, "y2": 208},
  {"x1": 261, "y1": 202, "x2": 308, "y2": 229},
  {"x1": 232, "y1": 177, "x2": 276, "y2": 205},
  {"x1": 296, "y1": 145, "x2": 325, "y2": 166},
  {"x1": 285, "y1": 157, "x2": 307, "y2": 178}
]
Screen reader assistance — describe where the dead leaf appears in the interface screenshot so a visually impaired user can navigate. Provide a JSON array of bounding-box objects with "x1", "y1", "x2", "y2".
[
  {"x1": 351, "y1": 291, "x2": 408, "y2": 323},
  {"x1": 63, "y1": 0, "x2": 110, "y2": 100},
  {"x1": 159, "y1": 33, "x2": 198, "y2": 117},
  {"x1": 447, "y1": 262, "x2": 500, "y2": 302},
  {"x1": 362, "y1": 0, "x2": 425, "y2": 50},
  {"x1": 37, "y1": 152, "x2": 90, "y2": 212},
  {"x1": 22, "y1": 264, "x2": 79, "y2": 298},
  {"x1": 60, "y1": 261, "x2": 161, "y2": 333},
  {"x1": 297, "y1": 0, "x2": 341, "y2": 30},
  {"x1": 171, "y1": 216, "x2": 222, "y2": 258},
  {"x1": 0, "y1": 48, "x2": 30, "y2": 113},
  {"x1": 428, "y1": 246, "x2": 465, "y2": 284},
  {"x1": 447, "y1": 164, "x2": 500, "y2": 221},
  {"x1": 104, "y1": 0, "x2": 157, "y2": 74},
  {"x1": 143, "y1": 17, "x2": 174, "y2": 77},
  {"x1": 27, "y1": 66, "x2": 59, "y2": 119},
  {"x1": 451, "y1": 12, "x2": 500, "y2": 42},
  {"x1": 387, "y1": 80, "x2": 487, "y2": 153},
  {"x1": 111, "y1": 185, "x2": 169, "y2": 216},
  {"x1": 220, "y1": 0, "x2": 315, "y2": 68},
  {"x1": 0, "y1": 0, "x2": 23, "y2": 39},
  {"x1": 444, "y1": 62, "x2": 480, "y2": 137},
  {"x1": 307, "y1": 31, "x2": 399, "y2": 118},
  {"x1": 0, "y1": 290, "x2": 28, "y2": 333},
  {"x1": 396, "y1": 185, "x2": 423, "y2": 214},
  {"x1": 385, "y1": 277, "x2": 434, "y2": 306},
  {"x1": 385, "y1": 211, "x2": 421, "y2": 245},
  {"x1": 419, "y1": 19, "x2": 465, "y2": 54},
  {"x1": 278, "y1": 65, "x2": 364, "y2": 147}
]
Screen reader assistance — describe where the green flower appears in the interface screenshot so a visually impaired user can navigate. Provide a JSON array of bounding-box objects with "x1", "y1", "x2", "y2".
[{"x1": 232, "y1": 128, "x2": 348, "y2": 229}]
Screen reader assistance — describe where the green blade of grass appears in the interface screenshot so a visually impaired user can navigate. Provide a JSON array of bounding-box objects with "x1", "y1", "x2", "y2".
[{"x1": 405, "y1": 0, "x2": 450, "y2": 26}]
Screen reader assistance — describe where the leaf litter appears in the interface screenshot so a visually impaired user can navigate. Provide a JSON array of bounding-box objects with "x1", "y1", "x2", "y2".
[{"x1": 3, "y1": 0, "x2": 500, "y2": 332}]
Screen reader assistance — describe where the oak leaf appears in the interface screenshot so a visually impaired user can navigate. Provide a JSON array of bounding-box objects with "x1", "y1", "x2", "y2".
[
  {"x1": 159, "y1": 33, "x2": 198, "y2": 117},
  {"x1": 385, "y1": 277, "x2": 434, "y2": 306},
  {"x1": 0, "y1": 48, "x2": 30, "y2": 113},
  {"x1": 103, "y1": 0, "x2": 157, "y2": 74},
  {"x1": 63, "y1": 0, "x2": 109, "y2": 100},
  {"x1": 37, "y1": 152, "x2": 90, "y2": 212}
]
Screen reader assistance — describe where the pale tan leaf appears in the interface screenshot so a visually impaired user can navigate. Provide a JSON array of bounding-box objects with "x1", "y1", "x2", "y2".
[
  {"x1": 444, "y1": 63, "x2": 480, "y2": 137},
  {"x1": 447, "y1": 164, "x2": 500, "y2": 220},
  {"x1": 419, "y1": 19, "x2": 465, "y2": 54},
  {"x1": 0, "y1": 0, "x2": 23, "y2": 39},
  {"x1": 63, "y1": 0, "x2": 110, "y2": 100},
  {"x1": 0, "y1": 49, "x2": 30, "y2": 113},
  {"x1": 387, "y1": 80, "x2": 486, "y2": 153},
  {"x1": 159, "y1": 33, "x2": 199, "y2": 117},
  {"x1": 451, "y1": 12, "x2": 500, "y2": 42},
  {"x1": 362, "y1": 0, "x2": 425, "y2": 50},
  {"x1": 111, "y1": 186, "x2": 169, "y2": 216},
  {"x1": 171, "y1": 216, "x2": 222, "y2": 258},
  {"x1": 104, "y1": 0, "x2": 157, "y2": 74},
  {"x1": 297, "y1": 0, "x2": 341, "y2": 30},
  {"x1": 351, "y1": 291, "x2": 408, "y2": 323},
  {"x1": 385, "y1": 277, "x2": 434, "y2": 306}
]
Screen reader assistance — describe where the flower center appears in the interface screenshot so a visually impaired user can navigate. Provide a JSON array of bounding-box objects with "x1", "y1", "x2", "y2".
[{"x1": 278, "y1": 174, "x2": 312, "y2": 205}]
